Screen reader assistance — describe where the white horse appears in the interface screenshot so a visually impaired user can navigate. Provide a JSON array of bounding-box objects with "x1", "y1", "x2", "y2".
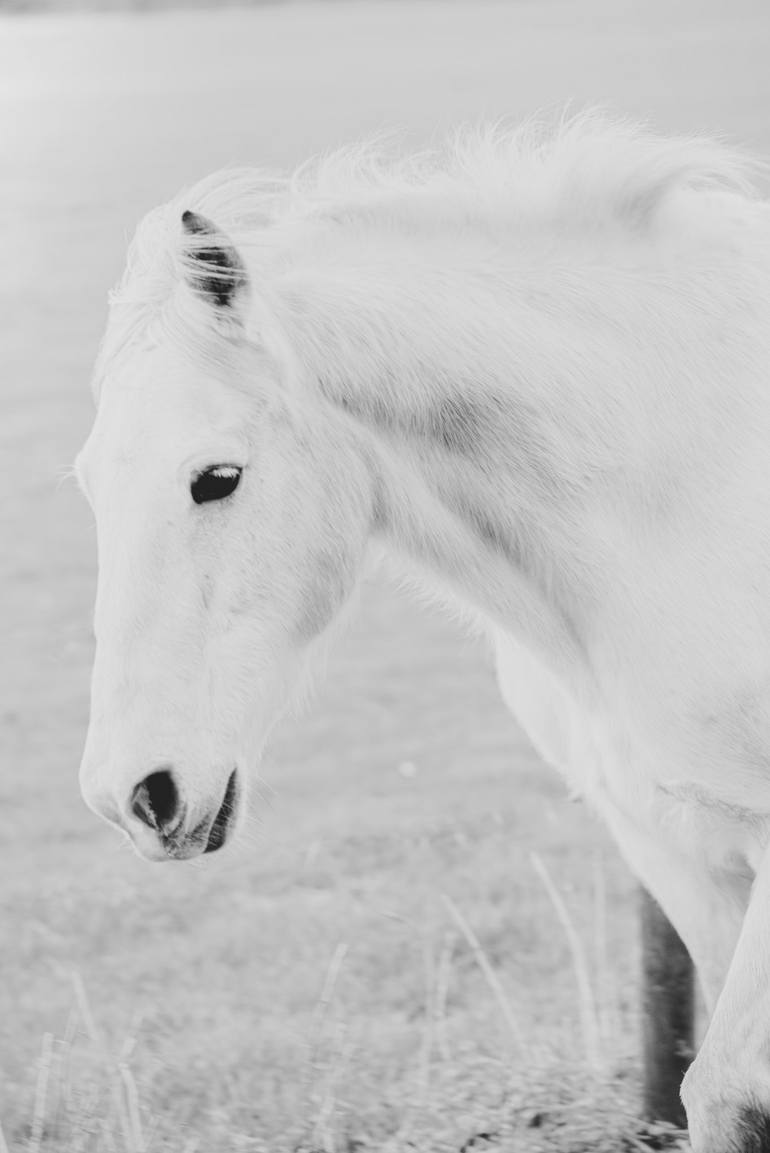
[{"x1": 76, "y1": 113, "x2": 770, "y2": 1150}]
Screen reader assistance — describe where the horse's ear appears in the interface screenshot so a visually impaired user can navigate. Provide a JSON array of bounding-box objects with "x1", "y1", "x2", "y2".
[{"x1": 181, "y1": 210, "x2": 248, "y2": 310}]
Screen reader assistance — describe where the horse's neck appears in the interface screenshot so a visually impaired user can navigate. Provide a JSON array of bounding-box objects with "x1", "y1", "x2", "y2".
[
  {"x1": 284, "y1": 210, "x2": 770, "y2": 695},
  {"x1": 286, "y1": 229, "x2": 694, "y2": 686},
  {"x1": 282, "y1": 245, "x2": 622, "y2": 683},
  {"x1": 359, "y1": 408, "x2": 593, "y2": 686}
]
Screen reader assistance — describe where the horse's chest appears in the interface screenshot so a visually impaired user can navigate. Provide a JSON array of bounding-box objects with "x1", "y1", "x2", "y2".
[
  {"x1": 493, "y1": 629, "x2": 610, "y2": 795},
  {"x1": 492, "y1": 630, "x2": 770, "y2": 873}
]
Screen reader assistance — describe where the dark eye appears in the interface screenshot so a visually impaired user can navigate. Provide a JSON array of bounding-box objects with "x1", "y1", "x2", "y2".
[{"x1": 191, "y1": 465, "x2": 242, "y2": 505}]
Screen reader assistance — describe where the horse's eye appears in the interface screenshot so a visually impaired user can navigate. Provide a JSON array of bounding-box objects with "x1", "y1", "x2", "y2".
[{"x1": 191, "y1": 465, "x2": 242, "y2": 505}]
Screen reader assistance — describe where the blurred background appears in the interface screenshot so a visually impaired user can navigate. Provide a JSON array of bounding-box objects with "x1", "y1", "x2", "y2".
[{"x1": 2, "y1": 1, "x2": 770, "y2": 1150}]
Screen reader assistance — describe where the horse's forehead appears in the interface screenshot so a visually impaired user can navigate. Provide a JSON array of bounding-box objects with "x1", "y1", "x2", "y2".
[
  {"x1": 98, "y1": 345, "x2": 251, "y2": 439},
  {"x1": 81, "y1": 354, "x2": 256, "y2": 497}
]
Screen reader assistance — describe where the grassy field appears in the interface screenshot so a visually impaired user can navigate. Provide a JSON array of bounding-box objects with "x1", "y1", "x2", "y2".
[{"x1": 2, "y1": 1, "x2": 770, "y2": 1149}]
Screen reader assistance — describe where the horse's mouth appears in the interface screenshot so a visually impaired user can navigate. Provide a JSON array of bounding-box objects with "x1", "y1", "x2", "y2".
[{"x1": 204, "y1": 769, "x2": 239, "y2": 853}]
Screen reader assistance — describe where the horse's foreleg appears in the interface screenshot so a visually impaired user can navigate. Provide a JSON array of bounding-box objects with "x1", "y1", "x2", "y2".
[{"x1": 682, "y1": 841, "x2": 770, "y2": 1152}]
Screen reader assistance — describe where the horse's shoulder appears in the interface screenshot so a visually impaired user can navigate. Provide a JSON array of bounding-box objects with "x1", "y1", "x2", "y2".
[{"x1": 492, "y1": 628, "x2": 600, "y2": 795}]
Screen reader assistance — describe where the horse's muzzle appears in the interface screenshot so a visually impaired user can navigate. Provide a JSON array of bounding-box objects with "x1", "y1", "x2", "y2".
[{"x1": 126, "y1": 767, "x2": 240, "y2": 861}]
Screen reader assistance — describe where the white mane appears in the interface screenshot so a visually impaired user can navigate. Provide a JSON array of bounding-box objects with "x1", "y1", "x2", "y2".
[{"x1": 95, "y1": 110, "x2": 766, "y2": 392}]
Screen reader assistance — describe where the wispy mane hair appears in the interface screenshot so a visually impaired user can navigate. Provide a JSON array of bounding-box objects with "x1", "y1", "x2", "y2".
[{"x1": 94, "y1": 110, "x2": 767, "y2": 392}]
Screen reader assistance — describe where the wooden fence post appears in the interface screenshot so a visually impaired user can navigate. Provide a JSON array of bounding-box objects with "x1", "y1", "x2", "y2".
[{"x1": 639, "y1": 886, "x2": 696, "y2": 1129}]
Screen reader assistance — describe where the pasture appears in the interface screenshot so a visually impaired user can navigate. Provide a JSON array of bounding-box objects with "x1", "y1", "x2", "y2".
[{"x1": 2, "y1": 1, "x2": 770, "y2": 1148}]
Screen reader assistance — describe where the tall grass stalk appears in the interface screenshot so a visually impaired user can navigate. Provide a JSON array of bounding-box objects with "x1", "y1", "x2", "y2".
[
  {"x1": 530, "y1": 851, "x2": 603, "y2": 1073},
  {"x1": 28, "y1": 1033, "x2": 54, "y2": 1153},
  {"x1": 441, "y1": 893, "x2": 524, "y2": 1053}
]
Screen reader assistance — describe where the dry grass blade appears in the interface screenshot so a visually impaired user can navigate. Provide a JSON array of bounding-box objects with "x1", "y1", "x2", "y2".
[
  {"x1": 309, "y1": 941, "x2": 349, "y2": 1067},
  {"x1": 119, "y1": 1063, "x2": 144, "y2": 1151},
  {"x1": 0, "y1": 1118, "x2": 10, "y2": 1153},
  {"x1": 59, "y1": 1004, "x2": 79, "y2": 1108},
  {"x1": 118, "y1": 1012, "x2": 146, "y2": 1152},
  {"x1": 312, "y1": 1020, "x2": 352, "y2": 1153},
  {"x1": 434, "y1": 931, "x2": 454, "y2": 1062},
  {"x1": 69, "y1": 973, "x2": 148, "y2": 1152},
  {"x1": 29, "y1": 1032, "x2": 54, "y2": 1153},
  {"x1": 71, "y1": 972, "x2": 101, "y2": 1046},
  {"x1": 44, "y1": 1037, "x2": 67, "y2": 1153},
  {"x1": 113, "y1": 1067, "x2": 139, "y2": 1152},
  {"x1": 592, "y1": 852, "x2": 617, "y2": 1046},
  {"x1": 441, "y1": 893, "x2": 524, "y2": 1052},
  {"x1": 530, "y1": 851, "x2": 602, "y2": 1072},
  {"x1": 298, "y1": 941, "x2": 351, "y2": 1150},
  {"x1": 316, "y1": 942, "x2": 349, "y2": 1018},
  {"x1": 416, "y1": 935, "x2": 436, "y2": 1108},
  {"x1": 395, "y1": 934, "x2": 437, "y2": 1145}
]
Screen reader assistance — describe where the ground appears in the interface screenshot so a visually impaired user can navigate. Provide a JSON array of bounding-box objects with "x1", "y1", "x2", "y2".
[{"x1": 2, "y1": 1, "x2": 769, "y2": 1149}]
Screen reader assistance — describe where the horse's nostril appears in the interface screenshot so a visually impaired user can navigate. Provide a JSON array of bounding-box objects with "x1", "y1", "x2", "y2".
[{"x1": 130, "y1": 770, "x2": 180, "y2": 833}]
